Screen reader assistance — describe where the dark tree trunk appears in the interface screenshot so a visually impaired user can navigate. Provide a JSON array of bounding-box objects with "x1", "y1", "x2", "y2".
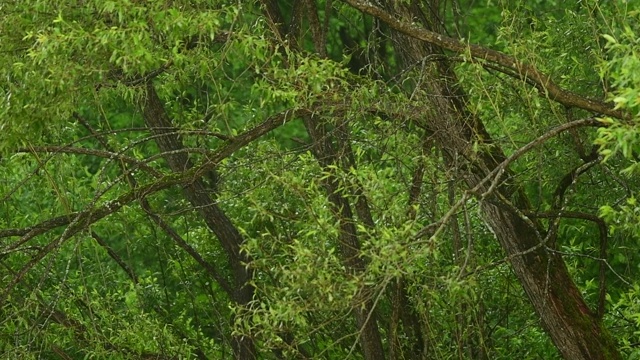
[
  {"x1": 374, "y1": 1, "x2": 622, "y2": 359},
  {"x1": 259, "y1": 1, "x2": 386, "y2": 358},
  {"x1": 142, "y1": 82, "x2": 256, "y2": 360}
]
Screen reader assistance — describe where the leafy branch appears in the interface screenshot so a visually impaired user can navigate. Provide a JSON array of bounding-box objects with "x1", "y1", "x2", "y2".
[
  {"x1": 342, "y1": 0, "x2": 627, "y2": 119},
  {"x1": 0, "y1": 107, "x2": 309, "y2": 305}
]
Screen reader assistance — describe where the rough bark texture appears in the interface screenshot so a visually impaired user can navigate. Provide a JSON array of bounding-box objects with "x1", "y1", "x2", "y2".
[
  {"x1": 373, "y1": 1, "x2": 622, "y2": 359},
  {"x1": 142, "y1": 83, "x2": 256, "y2": 360}
]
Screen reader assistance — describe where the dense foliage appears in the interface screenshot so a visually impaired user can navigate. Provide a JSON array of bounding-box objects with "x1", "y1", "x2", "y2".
[{"x1": 1, "y1": 0, "x2": 639, "y2": 359}]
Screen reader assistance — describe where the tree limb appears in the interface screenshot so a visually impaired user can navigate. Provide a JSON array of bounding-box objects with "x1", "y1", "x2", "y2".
[
  {"x1": 0, "y1": 108, "x2": 306, "y2": 307},
  {"x1": 342, "y1": 0, "x2": 627, "y2": 119}
]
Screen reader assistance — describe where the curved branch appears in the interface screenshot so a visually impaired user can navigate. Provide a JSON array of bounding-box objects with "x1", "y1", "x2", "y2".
[
  {"x1": 413, "y1": 117, "x2": 601, "y2": 241},
  {"x1": 524, "y1": 210, "x2": 608, "y2": 319},
  {"x1": 0, "y1": 108, "x2": 307, "y2": 306},
  {"x1": 342, "y1": 0, "x2": 627, "y2": 120},
  {"x1": 90, "y1": 231, "x2": 139, "y2": 284},
  {"x1": 0, "y1": 107, "x2": 310, "y2": 246},
  {"x1": 79, "y1": 114, "x2": 236, "y2": 298},
  {"x1": 18, "y1": 146, "x2": 163, "y2": 177},
  {"x1": 552, "y1": 148, "x2": 600, "y2": 209},
  {"x1": 0, "y1": 213, "x2": 77, "y2": 239},
  {"x1": 142, "y1": 201, "x2": 235, "y2": 297}
]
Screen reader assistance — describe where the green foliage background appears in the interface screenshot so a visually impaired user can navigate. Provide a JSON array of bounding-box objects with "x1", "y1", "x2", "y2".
[{"x1": 1, "y1": 0, "x2": 640, "y2": 359}]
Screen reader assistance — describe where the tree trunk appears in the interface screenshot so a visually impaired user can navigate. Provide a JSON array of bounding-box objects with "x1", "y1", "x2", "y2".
[
  {"x1": 375, "y1": 1, "x2": 621, "y2": 359},
  {"x1": 259, "y1": 1, "x2": 386, "y2": 357},
  {"x1": 142, "y1": 82, "x2": 256, "y2": 360}
]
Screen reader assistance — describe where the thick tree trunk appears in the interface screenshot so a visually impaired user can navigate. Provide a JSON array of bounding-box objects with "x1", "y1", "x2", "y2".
[
  {"x1": 142, "y1": 82, "x2": 256, "y2": 360},
  {"x1": 479, "y1": 196, "x2": 619, "y2": 360},
  {"x1": 375, "y1": 1, "x2": 621, "y2": 359}
]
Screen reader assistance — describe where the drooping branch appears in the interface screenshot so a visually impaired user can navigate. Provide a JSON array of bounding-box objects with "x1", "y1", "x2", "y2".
[{"x1": 342, "y1": 0, "x2": 627, "y2": 120}]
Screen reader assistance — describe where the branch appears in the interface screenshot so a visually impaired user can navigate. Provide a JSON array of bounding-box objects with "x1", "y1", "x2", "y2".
[
  {"x1": 80, "y1": 112, "x2": 235, "y2": 298},
  {"x1": 524, "y1": 210, "x2": 609, "y2": 318},
  {"x1": 412, "y1": 117, "x2": 601, "y2": 242},
  {"x1": 91, "y1": 231, "x2": 139, "y2": 284},
  {"x1": 0, "y1": 108, "x2": 306, "y2": 305},
  {"x1": 342, "y1": 0, "x2": 627, "y2": 120},
  {"x1": 552, "y1": 148, "x2": 600, "y2": 209},
  {"x1": 0, "y1": 171, "x2": 189, "y2": 306},
  {"x1": 139, "y1": 202, "x2": 235, "y2": 298},
  {"x1": 0, "y1": 108, "x2": 310, "y2": 244},
  {"x1": 18, "y1": 146, "x2": 163, "y2": 177}
]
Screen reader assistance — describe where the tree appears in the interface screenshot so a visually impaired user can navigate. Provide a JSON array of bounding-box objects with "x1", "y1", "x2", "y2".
[{"x1": 1, "y1": 0, "x2": 639, "y2": 359}]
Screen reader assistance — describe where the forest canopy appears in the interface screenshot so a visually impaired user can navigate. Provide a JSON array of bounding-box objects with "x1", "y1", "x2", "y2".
[{"x1": 1, "y1": 1, "x2": 640, "y2": 359}]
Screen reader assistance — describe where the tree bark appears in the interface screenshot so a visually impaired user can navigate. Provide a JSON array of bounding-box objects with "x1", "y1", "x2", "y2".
[
  {"x1": 367, "y1": 1, "x2": 622, "y2": 359},
  {"x1": 142, "y1": 82, "x2": 256, "y2": 360},
  {"x1": 260, "y1": 2, "x2": 386, "y2": 358}
]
